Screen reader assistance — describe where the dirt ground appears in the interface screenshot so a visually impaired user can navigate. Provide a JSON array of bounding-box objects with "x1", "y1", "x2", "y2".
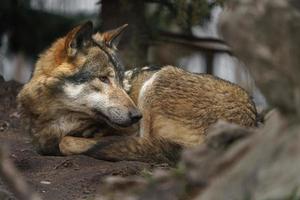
[{"x1": 0, "y1": 77, "x2": 153, "y2": 200}]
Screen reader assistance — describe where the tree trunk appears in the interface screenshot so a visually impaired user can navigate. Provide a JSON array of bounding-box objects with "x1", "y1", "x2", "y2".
[{"x1": 100, "y1": 0, "x2": 150, "y2": 68}]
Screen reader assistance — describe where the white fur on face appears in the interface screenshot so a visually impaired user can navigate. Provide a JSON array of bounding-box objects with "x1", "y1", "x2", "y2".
[
  {"x1": 63, "y1": 83, "x2": 85, "y2": 99},
  {"x1": 85, "y1": 92, "x2": 109, "y2": 109},
  {"x1": 63, "y1": 82, "x2": 110, "y2": 112}
]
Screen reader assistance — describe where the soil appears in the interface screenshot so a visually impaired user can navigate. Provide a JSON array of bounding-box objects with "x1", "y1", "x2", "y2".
[{"x1": 0, "y1": 77, "x2": 153, "y2": 200}]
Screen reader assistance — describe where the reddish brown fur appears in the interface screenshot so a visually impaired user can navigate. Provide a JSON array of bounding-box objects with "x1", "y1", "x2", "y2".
[
  {"x1": 134, "y1": 66, "x2": 256, "y2": 147},
  {"x1": 18, "y1": 22, "x2": 139, "y2": 155},
  {"x1": 74, "y1": 66, "x2": 257, "y2": 165},
  {"x1": 18, "y1": 22, "x2": 257, "y2": 165}
]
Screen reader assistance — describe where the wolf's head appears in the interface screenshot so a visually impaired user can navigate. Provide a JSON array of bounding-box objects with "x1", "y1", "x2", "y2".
[{"x1": 32, "y1": 21, "x2": 142, "y2": 128}]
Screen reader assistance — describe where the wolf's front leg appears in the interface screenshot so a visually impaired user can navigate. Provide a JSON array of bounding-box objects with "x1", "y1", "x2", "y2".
[
  {"x1": 59, "y1": 136, "x2": 99, "y2": 155},
  {"x1": 59, "y1": 135, "x2": 181, "y2": 165},
  {"x1": 84, "y1": 136, "x2": 182, "y2": 165}
]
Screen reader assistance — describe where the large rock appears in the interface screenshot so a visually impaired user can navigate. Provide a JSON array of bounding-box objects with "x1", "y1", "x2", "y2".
[
  {"x1": 94, "y1": 1, "x2": 300, "y2": 199},
  {"x1": 194, "y1": 112, "x2": 300, "y2": 200},
  {"x1": 219, "y1": 0, "x2": 300, "y2": 117},
  {"x1": 96, "y1": 111, "x2": 300, "y2": 200}
]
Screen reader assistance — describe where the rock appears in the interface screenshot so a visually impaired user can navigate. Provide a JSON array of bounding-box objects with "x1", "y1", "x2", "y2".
[
  {"x1": 0, "y1": 76, "x2": 22, "y2": 128},
  {"x1": 194, "y1": 110, "x2": 300, "y2": 200},
  {"x1": 40, "y1": 181, "x2": 51, "y2": 185},
  {"x1": 96, "y1": 176, "x2": 146, "y2": 200},
  {"x1": 219, "y1": 0, "x2": 300, "y2": 118},
  {"x1": 96, "y1": 110, "x2": 300, "y2": 199},
  {"x1": 87, "y1": 2, "x2": 300, "y2": 199},
  {"x1": 0, "y1": 188, "x2": 15, "y2": 200},
  {"x1": 204, "y1": 120, "x2": 254, "y2": 149},
  {"x1": 94, "y1": 120, "x2": 258, "y2": 200},
  {"x1": 96, "y1": 168, "x2": 186, "y2": 200}
]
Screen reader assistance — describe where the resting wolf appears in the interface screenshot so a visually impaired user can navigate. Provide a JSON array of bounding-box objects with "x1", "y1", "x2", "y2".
[
  {"x1": 18, "y1": 22, "x2": 141, "y2": 155},
  {"x1": 18, "y1": 22, "x2": 257, "y2": 164}
]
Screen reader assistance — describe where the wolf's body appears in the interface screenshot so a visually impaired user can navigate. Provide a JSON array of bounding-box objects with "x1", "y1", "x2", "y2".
[
  {"x1": 68, "y1": 65, "x2": 257, "y2": 164},
  {"x1": 127, "y1": 65, "x2": 257, "y2": 147},
  {"x1": 18, "y1": 22, "x2": 257, "y2": 164}
]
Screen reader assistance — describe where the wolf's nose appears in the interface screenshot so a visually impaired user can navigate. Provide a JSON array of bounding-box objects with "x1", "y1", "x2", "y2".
[{"x1": 129, "y1": 109, "x2": 142, "y2": 124}]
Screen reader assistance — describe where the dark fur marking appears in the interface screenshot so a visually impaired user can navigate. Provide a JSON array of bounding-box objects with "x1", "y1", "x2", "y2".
[
  {"x1": 65, "y1": 70, "x2": 94, "y2": 84},
  {"x1": 92, "y1": 40, "x2": 125, "y2": 84},
  {"x1": 142, "y1": 65, "x2": 162, "y2": 72},
  {"x1": 129, "y1": 65, "x2": 163, "y2": 80}
]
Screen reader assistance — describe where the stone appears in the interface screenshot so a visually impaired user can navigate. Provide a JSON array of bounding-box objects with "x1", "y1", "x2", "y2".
[{"x1": 219, "y1": 0, "x2": 300, "y2": 117}]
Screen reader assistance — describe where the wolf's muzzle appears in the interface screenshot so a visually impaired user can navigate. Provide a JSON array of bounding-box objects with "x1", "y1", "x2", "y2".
[
  {"x1": 106, "y1": 107, "x2": 142, "y2": 127},
  {"x1": 128, "y1": 108, "x2": 142, "y2": 124}
]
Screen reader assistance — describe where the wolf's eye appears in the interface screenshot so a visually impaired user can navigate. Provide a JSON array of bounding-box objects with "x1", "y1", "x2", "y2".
[
  {"x1": 67, "y1": 71, "x2": 91, "y2": 84},
  {"x1": 99, "y1": 76, "x2": 110, "y2": 84}
]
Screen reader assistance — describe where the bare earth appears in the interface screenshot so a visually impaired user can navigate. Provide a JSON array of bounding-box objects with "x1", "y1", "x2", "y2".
[{"x1": 0, "y1": 77, "x2": 152, "y2": 200}]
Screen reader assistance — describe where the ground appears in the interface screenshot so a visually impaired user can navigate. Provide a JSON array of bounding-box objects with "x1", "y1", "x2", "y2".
[{"x1": 0, "y1": 77, "x2": 153, "y2": 200}]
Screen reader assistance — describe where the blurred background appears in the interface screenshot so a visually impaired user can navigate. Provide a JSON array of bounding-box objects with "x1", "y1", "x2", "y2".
[{"x1": 0, "y1": 0, "x2": 266, "y2": 109}]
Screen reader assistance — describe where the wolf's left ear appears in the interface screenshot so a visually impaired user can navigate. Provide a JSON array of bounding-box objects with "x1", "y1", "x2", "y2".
[
  {"x1": 65, "y1": 21, "x2": 93, "y2": 57},
  {"x1": 101, "y1": 24, "x2": 128, "y2": 49}
]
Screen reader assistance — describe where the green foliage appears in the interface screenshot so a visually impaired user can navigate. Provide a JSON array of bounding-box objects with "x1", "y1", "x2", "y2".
[
  {"x1": 286, "y1": 187, "x2": 300, "y2": 200},
  {"x1": 170, "y1": 162, "x2": 186, "y2": 177},
  {"x1": 140, "y1": 168, "x2": 154, "y2": 180},
  {"x1": 144, "y1": 0, "x2": 224, "y2": 34}
]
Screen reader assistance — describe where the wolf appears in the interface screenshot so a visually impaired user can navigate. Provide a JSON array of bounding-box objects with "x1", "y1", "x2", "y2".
[
  {"x1": 18, "y1": 22, "x2": 257, "y2": 165},
  {"x1": 18, "y1": 21, "x2": 142, "y2": 155},
  {"x1": 60, "y1": 65, "x2": 257, "y2": 165}
]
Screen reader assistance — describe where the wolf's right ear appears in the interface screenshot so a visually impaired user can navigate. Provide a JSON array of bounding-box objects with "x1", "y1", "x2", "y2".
[
  {"x1": 102, "y1": 24, "x2": 128, "y2": 49},
  {"x1": 65, "y1": 21, "x2": 93, "y2": 57},
  {"x1": 93, "y1": 24, "x2": 128, "y2": 50}
]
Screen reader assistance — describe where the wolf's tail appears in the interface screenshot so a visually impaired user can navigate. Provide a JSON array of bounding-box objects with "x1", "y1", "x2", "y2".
[{"x1": 84, "y1": 136, "x2": 182, "y2": 165}]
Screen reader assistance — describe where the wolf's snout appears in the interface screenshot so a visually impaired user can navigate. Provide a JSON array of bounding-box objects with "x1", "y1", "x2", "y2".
[
  {"x1": 106, "y1": 107, "x2": 142, "y2": 127},
  {"x1": 129, "y1": 109, "x2": 142, "y2": 124}
]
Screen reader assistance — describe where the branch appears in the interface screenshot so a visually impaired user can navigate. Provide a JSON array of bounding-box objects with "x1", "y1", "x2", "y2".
[
  {"x1": 144, "y1": 0, "x2": 176, "y2": 14},
  {"x1": 155, "y1": 31, "x2": 232, "y2": 54},
  {"x1": 0, "y1": 147, "x2": 42, "y2": 200}
]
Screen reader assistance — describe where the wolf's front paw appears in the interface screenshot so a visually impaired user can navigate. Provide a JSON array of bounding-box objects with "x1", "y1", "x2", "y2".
[{"x1": 59, "y1": 136, "x2": 97, "y2": 156}]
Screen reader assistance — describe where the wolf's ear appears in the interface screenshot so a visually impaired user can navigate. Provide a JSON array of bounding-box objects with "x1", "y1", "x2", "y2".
[
  {"x1": 65, "y1": 21, "x2": 93, "y2": 57},
  {"x1": 101, "y1": 24, "x2": 128, "y2": 49}
]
